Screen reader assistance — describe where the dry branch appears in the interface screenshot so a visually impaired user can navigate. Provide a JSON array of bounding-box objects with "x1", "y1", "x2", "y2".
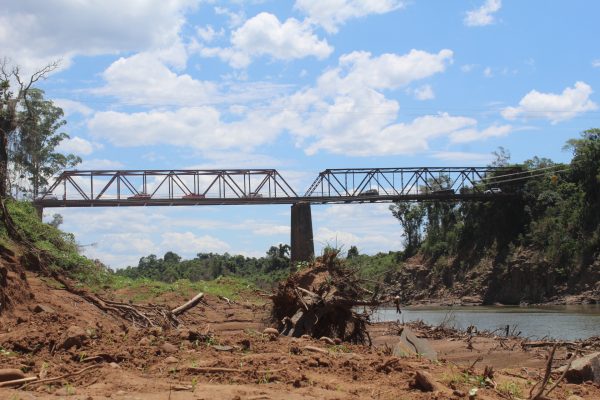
[
  {"x1": 171, "y1": 292, "x2": 204, "y2": 316},
  {"x1": 0, "y1": 377, "x2": 38, "y2": 388}
]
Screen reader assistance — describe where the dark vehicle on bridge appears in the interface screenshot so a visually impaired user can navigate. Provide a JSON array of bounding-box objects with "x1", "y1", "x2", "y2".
[
  {"x1": 361, "y1": 189, "x2": 379, "y2": 196},
  {"x1": 128, "y1": 193, "x2": 152, "y2": 200},
  {"x1": 182, "y1": 193, "x2": 205, "y2": 199}
]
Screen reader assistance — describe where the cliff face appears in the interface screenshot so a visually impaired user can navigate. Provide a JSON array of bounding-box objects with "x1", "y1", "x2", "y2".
[{"x1": 389, "y1": 248, "x2": 600, "y2": 305}]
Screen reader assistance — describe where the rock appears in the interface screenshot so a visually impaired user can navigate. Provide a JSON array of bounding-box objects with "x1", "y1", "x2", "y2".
[
  {"x1": 109, "y1": 362, "x2": 120, "y2": 369},
  {"x1": 138, "y1": 337, "x2": 151, "y2": 346},
  {"x1": 413, "y1": 370, "x2": 443, "y2": 392},
  {"x1": 61, "y1": 325, "x2": 88, "y2": 350},
  {"x1": 164, "y1": 356, "x2": 179, "y2": 364},
  {"x1": 263, "y1": 327, "x2": 279, "y2": 336},
  {"x1": 393, "y1": 327, "x2": 437, "y2": 361},
  {"x1": 0, "y1": 368, "x2": 25, "y2": 382},
  {"x1": 561, "y1": 352, "x2": 600, "y2": 384},
  {"x1": 33, "y1": 304, "x2": 55, "y2": 313},
  {"x1": 212, "y1": 345, "x2": 234, "y2": 352},
  {"x1": 161, "y1": 342, "x2": 178, "y2": 354}
]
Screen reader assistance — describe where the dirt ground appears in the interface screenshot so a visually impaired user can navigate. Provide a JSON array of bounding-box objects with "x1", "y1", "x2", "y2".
[{"x1": 1, "y1": 273, "x2": 599, "y2": 399}]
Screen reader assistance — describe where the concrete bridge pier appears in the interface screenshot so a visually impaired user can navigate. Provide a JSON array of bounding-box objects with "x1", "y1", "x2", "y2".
[
  {"x1": 34, "y1": 205, "x2": 43, "y2": 221},
  {"x1": 290, "y1": 202, "x2": 314, "y2": 269}
]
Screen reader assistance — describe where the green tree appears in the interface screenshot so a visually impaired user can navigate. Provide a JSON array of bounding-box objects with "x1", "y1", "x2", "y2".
[
  {"x1": 347, "y1": 245, "x2": 359, "y2": 259},
  {"x1": 12, "y1": 88, "x2": 80, "y2": 197},
  {"x1": 390, "y1": 202, "x2": 426, "y2": 257},
  {"x1": 0, "y1": 60, "x2": 59, "y2": 197}
]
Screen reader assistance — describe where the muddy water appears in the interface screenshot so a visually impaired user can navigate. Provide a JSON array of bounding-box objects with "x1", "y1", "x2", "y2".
[{"x1": 371, "y1": 305, "x2": 600, "y2": 340}]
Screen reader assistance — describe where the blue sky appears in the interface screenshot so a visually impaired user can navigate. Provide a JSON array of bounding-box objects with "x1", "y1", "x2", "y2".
[{"x1": 3, "y1": 0, "x2": 600, "y2": 268}]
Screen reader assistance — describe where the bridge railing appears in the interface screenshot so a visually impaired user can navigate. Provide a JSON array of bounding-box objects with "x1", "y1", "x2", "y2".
[
  {"x1": 40, "y1": 169, "x2": 298, "y2": 201},
  {"x1": 303, "y1": 167, "x2": 500, "y2": 198}
]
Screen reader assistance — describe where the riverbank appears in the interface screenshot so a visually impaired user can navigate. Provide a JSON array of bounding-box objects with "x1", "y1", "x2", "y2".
[{"x1": 1, "y1": 273, "x2": 599, "y2": 399}]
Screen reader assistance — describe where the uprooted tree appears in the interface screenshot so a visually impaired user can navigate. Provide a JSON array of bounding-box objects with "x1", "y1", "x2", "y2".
[{"x1": 271, "y1": 248, "x2": 386, "y2": 344}]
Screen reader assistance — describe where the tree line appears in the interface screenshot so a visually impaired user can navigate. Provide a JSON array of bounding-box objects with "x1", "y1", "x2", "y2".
[{"x1": 389, "y1": 129, "x2": 600, "y2": 285}]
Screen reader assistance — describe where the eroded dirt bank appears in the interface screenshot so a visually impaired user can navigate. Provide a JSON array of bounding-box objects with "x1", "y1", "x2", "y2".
[{"x1": 1, "y1": 273, "x2": 599, "y2": 399}]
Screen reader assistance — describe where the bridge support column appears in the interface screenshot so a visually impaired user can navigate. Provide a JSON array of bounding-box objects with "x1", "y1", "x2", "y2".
[{"x1": 290, "y1": 202, "x2": 314, "y2": 269}]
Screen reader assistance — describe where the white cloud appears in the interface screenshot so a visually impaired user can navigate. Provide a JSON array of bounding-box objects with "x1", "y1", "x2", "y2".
[
  {"x1": 431, "y1": 151, "x2": 493, "y2": 163},
  {"x1": 56, "y1": 136, "x2": 96, "y2": 155},
  {"x1": 313, "y1": 204, "x2": 402, "y2": 253},
  {"x1": 198, "y1": 12, "x2": 333, "y2": 68},
  {"x1": 450, "y1": 124, "x2": 513, "y2": 143},
  {"x1": 54, "y1": 99, "x2": 93, "y2": 116},
  {"x1": 483, "y1": 67, "x2": 493, "y2": 78},
  {"x1": 93, "y1": 53, "x2": 218, "y2": 106},
  {"x1": 464, "y1": 0, "x2": 502, "y2": 27},
  {"x1": 161, "y1": 232, "x2": 230, "y2": 256},
  {"x1": 196, "y1": 25, "x2": 224, "y2": 42},
  {"x1": 501, "y1": 81, "x2": 598, "y2": 124},
  {"x1": 295, "y1": 0, "x2": 404, "y2": 33},
  {"x1": 87, "y1": 106, "x2": 285, "y2": 151},
  {"x1": 592, "y1": 59, "x2": 600, "y2": 68},
  {"x1": 413, "y1": 84, "x2": 435, "y2": 100},
  {"x1": 0, "y1": 0, "x2": 195, "y2": 72},
  {"x1": 461, "y1": 64, "x2": 477, "y2": 73}
]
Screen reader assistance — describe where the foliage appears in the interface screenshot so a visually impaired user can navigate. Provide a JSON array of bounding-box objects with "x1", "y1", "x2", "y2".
[
  {"x1": 11, "y1": 88, "x2": 80, "y2": 197},
  {"x1": 115, "y1": 243, "x2": 293, "y2": 288},
  {"x1": 389, "y1": 130, "x2": 600, "y2": 286}
]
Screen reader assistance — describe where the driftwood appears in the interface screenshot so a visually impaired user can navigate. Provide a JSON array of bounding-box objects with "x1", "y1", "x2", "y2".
[
  {"x1": 522, "y1": 340, "x2": 577, "y2": 348},
  {"x1": 171, "y1": 292, "x2": 204, "y2": 316},
  {"x1": 21, "y1": 364, "x2": 102, "y2": 388},
  {"x1": 0, "y1": 377, "x2": 38, "y2": 388},
  {"x1": 271, "y1": 249, "x2": 381, "y2": 344}
]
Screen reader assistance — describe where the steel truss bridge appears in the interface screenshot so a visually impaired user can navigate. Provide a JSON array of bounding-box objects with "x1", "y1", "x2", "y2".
[{"x1": 34, "y1": 167, "x2": 511, "y2": 208}]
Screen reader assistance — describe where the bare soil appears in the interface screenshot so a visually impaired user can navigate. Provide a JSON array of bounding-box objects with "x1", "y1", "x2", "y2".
[{"x1": 1, "y1": 273, "x2": 599, "y2": 400}]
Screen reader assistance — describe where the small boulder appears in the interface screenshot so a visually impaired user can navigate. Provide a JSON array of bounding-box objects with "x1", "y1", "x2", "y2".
[
  {"x1": 561, "y1": 352, "x2": 600, "y2": 384},
  {"x1": 33, "y1": 304, "x2": 55, "y2": 314},
  {"x1": 161, "y1": 342, "x2": 178, "y2": 354},
  {"x1": 165, "y1": 356, "x2": 179, "y2": 364},
  {"x1": 61, "y1": 325, "x2": 88, "y2": 350},
  {"x1": 263, "y1": 327, "x2": 279, "y2": 336},
  {"x1": 138, "y1": 336, "x2": 152, "y2": 346},
  {"x1": 0, "y1": 368, "x2": 25, "y2": 383}
]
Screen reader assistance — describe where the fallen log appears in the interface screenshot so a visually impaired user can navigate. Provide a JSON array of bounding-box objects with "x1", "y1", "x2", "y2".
[
  {"x1": 522, "y1": 341, "x2": 577, "y2": 348},
  {"x1": 0, "y1": 377, "x2": 38, "y2": 388},
  {"x1": 171, "y1": 292, "x2": 205, "y2": 316}
]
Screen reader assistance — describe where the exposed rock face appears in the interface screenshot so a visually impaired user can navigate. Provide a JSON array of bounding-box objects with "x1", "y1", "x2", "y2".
[{"x1": 388, "y1": 248, "x2": 600, "y2": 305}]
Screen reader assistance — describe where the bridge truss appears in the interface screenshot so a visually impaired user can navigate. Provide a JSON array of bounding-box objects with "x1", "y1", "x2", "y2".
[{"x1": 35, "y1": 167, "x2": 509, "y2": 207}]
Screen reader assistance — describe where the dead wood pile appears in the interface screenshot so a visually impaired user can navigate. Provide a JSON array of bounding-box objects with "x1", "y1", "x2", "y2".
[{"x1": 271, "y1": 249, "x2": 382, "y2": 344}]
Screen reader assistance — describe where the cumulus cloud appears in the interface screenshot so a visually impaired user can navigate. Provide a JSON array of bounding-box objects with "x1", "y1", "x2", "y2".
[
  {"x1": 56, "y1": 136, "x2": 97, "y2": 155},
  {"x1": 161, "y1": 232, "x2": 230, "y2": 256},
  {"x1": 450, "y1": 124, "x2": 514, "y2": 143},
  {"x1": 198, "y1": 12, "x2": 333, "y2": 68},
  {"x1": 501, "y1": 81, "x2": 598, "y2": 124},
  {"x1": 87, "y1": 106, "x2": 286, "y2": 151},
  {"x1": 464, "y1": 0, "x2": 502, "y2": 27},
  {"x1": 295, "y1": 0, "x2": 404, "y2": 33},
  {"x1": 54, "y1": 99, "x2": 93, "y2": 117},
  {"x1": 0, "y1": 0, "x2": 195, "y2": 72},
  {"x1": 413, "y1": 84, "x2": 435, "y2": 100},
  {"x1": 93, "y1": 53, "x2": 218, "y2": 106}
]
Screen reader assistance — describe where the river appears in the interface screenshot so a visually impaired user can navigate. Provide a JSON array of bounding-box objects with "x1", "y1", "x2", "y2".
[{"x1": 371, "y1": 305, "x2": 600, "y2": 340}]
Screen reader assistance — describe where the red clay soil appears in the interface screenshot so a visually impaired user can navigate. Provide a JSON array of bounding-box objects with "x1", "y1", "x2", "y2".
[{"x1": 0, "y1": 273, "x2": 599, "y2": 399}]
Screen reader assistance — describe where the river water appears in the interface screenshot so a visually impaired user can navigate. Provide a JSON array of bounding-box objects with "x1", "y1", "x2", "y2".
[{"x1": 371, "y1": 305, "x2": 600, "y2": 340}]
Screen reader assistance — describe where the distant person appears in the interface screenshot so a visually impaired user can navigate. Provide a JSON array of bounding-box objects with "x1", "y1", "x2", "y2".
[{"x1": 394, "y1": 295, "x2": 402, "y2": 314}]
